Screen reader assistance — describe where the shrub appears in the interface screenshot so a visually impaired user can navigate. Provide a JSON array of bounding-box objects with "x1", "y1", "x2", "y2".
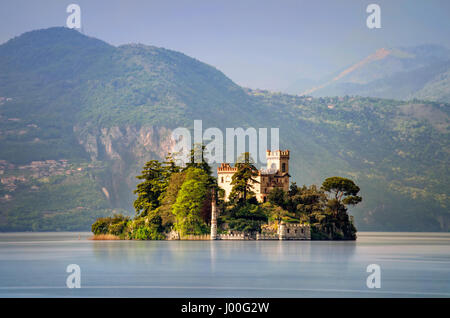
[
  {"x1": 91, "y1": 218, "x2": 109, "y2": 235},
  {"x1": 109, "y1": 220, "x2": 127, "y2": 236},
  {"x1": 132, "y1": 225, "x2": 164, "y2": 240}
]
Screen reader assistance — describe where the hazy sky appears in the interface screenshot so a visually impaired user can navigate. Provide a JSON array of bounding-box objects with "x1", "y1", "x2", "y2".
[{"x1": 0, "y1": 0, "x2": 449, "y2": 92}]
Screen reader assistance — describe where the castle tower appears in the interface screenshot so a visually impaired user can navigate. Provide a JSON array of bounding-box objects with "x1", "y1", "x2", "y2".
[
  {"x1": 266, "y1": 150, "x2": 290, "y2": 174},
  {"x1": 217, "y1": 163, "x2": 237, "y2": 201},
  {"x1": 210, "y1": 189, "x2": 218, "y2": 240}
]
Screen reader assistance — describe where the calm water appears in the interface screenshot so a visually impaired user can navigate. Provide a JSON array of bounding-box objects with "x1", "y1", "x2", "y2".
[{"x1": 0, "y1": 232, "x2": 449, "y2": 297}]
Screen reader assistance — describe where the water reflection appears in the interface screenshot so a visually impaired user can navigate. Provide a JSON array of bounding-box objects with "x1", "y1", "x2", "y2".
[{"x1": 0, "y1": 232, "x2": 448, "y2": 297}]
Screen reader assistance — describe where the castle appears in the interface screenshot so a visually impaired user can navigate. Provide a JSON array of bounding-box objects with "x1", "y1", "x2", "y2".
[
  {"x1": 217, "y1": 150, "x2": 291, "y2": 202},
  {"x1": 208, "y1": 149, "x2": 311, "y2": 240}
]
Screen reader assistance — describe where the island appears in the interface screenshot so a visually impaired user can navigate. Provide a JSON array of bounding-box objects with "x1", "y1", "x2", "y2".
[{"x1": 91, "y1": 148, "x2": 361, "y2": 240}]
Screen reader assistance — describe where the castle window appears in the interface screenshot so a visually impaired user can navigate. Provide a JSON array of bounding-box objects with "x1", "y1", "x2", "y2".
[
  {"x1": 287, "y1": 229, "x2": 290, "y2": 234},
  {"x1": 221, "y1": 177, "x2": 224, "y2": 183},
  {"x1": 282, "y1": 163, "x2": 286, "y2": 173}
]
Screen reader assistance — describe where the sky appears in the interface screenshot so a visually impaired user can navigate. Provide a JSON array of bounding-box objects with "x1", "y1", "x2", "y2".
[{"x1": 0, "y1": 0, "x2": 449, "y2": 92}]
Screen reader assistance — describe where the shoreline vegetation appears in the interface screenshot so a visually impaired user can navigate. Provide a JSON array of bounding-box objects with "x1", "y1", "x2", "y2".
[
  {"x1": 90, "y1": 234, "x2": 120, "y2": 240},
  {"x1": 91, "y1": 148, "x2": 361, "y2": 241}
]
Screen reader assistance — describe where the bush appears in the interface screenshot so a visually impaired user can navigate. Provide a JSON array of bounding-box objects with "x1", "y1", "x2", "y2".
[
  {"x1": 91, "y1": 214, "x2": 130, "y2": 236},
  {"x1": 225, "y1": 203, "x2": 268, "y2": 233},
  {"x1": 132, "y1": 225, "x2": 164, "y2": 240},
  {"x1": 91, "y1": 218, "x2": 109, "y2": 235},
  {"x1": 109, "y1": 220, "x2": 128, "y2": 236}
]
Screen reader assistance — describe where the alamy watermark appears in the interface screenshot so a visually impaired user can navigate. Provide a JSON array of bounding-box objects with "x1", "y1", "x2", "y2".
[
  {"x1": 66, "y1": 264, "x2": 81, "y2": 288},
  {"x1": 366, "y1": 264, "x2": 381, "y2": 289},
  {"x1": 171, "y1": 120, "x2": 279, "y2": 165},
  {"x1": 366, "y1": 4, "x2": 381, "y2": 29},
  {"x1": 66, "y1": 4, "x2": 81, "y2": 30}
]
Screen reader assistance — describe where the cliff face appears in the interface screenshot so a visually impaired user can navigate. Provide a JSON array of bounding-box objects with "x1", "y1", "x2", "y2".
[
  {"x1": 74, "y1": 124, "x2": 174, "y2": 208},
  {"x1": 75, "y1": 124, "x2": 173, "y2": 162}
]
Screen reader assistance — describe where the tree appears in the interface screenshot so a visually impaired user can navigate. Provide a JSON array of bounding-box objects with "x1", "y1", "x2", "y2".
[
  {"x1": 133, "y1": 160, "x2": 167, "y2": 217},
  {"x1": 91, "y1": 214, "x2": 129, "y2": 236},
  {"x1": 172, "y1": 167, "x2": 211, "y2": 236},
  {"x1": 288, "y1": 182, "x2": 300, "y2": 197},
  {"x1": 229, "y1": 152, "x2": 259, "y2": 203},
  {"x1": 321, "y1": 177, "x2": 362, "y2": 216},
  {"x1": 184, "y1": 143, "x2": 212, "y2": 176},
  {"x1": 91, "y1": 217, "x2": 109, "y2": 235},
  {"x1": 293, "y1": 184, "x2": 327, "y2": 215},
  {"x1": 267, "y1": 188, "x2": 287, "y2": 209},
  {"x1": 158, "y1": 171, "x2": 187, "y2": 229},
  {"x1": 262, "y1": 202, "x2": 290, "y2": 224},
  {"x1": 162, "y1": 152, "x2": 181, "y2": 176},
  {"x1": 226, "y1": 203, "x2": 268, "y2": 233}
]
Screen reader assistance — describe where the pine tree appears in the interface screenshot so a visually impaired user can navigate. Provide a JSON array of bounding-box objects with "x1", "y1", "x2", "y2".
[{"x1": 229, "y1": 152, "x2": 259, "y2": 203}]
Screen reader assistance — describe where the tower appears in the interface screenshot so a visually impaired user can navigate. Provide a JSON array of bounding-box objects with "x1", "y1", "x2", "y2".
[{"x1": 266, "y1": 150, "x2": 290, "y2": 174}]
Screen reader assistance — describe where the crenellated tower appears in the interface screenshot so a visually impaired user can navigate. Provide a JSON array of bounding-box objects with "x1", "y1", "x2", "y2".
[
  {"x1": 217, "y1": 150, "x2": 290, "y2": 203},
  {"x1": 266, "y1": 150, "x2": 290, "y2": 174}
]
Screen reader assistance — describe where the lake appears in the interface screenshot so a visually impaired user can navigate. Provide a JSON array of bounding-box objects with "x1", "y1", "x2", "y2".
[{"x1": 0, "y1": 232, "x2": 449, "y2": 297}]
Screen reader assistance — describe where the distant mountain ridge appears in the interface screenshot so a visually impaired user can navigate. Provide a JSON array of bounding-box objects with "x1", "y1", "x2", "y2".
[
  {"x1": 300, "y1": 44, "x2": 450, "y2": 102},
  {"x1": 0, "y1": 28, "x2": 448, "y2": 231}
]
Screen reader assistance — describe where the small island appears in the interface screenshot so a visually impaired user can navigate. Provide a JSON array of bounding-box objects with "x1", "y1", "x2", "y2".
[{"x1": 91, "y1": 148, "x2": 361, "y2": 241}]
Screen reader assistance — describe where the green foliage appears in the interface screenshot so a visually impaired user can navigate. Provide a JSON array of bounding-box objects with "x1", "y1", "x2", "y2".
[
  {"x1": 115, "y1": 211, "x2": 165, "y2": 240},
  {"x1": 223, "y1": 203, "x2": 268, "y2": 233},
  {"x1": 172, "y1": 167, "x2": 211, "y2": 236},
  {"x1": 183, "y1": 144, "x2": 213, "y2": 177},
  {"x1": 267, "y1": 181, "x2": 360, "y2": 240},
  {"x1": 229, "y1": 152, "x2": 259, "y2": 203},
  {"x1": 133, "y1": 159, "x2": 179, "y2": 217},
  {"x1": 131, "y1": 225, "x2": 164, "y2": 240},
  {"x1": 91, "y1": 214, "x2": 130, "y2": 236},
  {"x1": 321, "y1": 177, "x2": 362, "y2": 216},
  {"x1": 322, "y1": 176, "x2": 361, "y2": 200},
  {"x1": 261, "y1": 202, "x2": 294, "y2": 223},
  {"x1": 158, "y1": 171, "x2": 187, "y2": 229},
  {"x1": 267, "y1": 188, "x2": 288, "y2": 210},
  {"x1": 91, "y1": 158, "x2": 214, "y2": 239},
  {"x1": 109, "y1": 219, "x2": 128, "y2": 236},
  {"x1": 0, "y1": 172, "x2": 116, "y2": 232},
  {"x1": 91, "y1": 218, "x2": 109, "y2": 235}
]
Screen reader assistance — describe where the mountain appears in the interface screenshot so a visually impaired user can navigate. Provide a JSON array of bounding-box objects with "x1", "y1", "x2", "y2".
[
  {"x1": 301, "y1": 45, "x2": 450, "y2": 103},
  {"x1": 0, "y1": 27, "x2": 449, "y2": 231}
]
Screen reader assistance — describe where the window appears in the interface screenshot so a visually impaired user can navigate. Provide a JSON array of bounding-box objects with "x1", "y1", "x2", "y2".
[
  {"x1": 282, "y1": 163, "x2": 286, "y2": 173},
  {"x1": 221, "y1": 177, "x2": 224, "y2": 183}
]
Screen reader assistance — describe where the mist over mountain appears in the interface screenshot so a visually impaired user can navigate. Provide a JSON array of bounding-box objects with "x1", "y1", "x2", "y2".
[
  {"x1": 297, "y1": 45, "x2": 450, "y2": 103},
  {"x1": 0, "y1": 27, "x2": 448, "y2": 231}
]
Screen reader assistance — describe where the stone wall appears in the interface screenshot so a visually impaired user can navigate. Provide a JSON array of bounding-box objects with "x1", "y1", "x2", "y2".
[
  {"x1": 256, "y1": 233, "x2": 279, "y2": 240},
  {"x1": 180, "y1": 234, "x2": 211, "y2": 240},
  {"x1": 167, "y1": 223, "x2": 311, "y2": 240},
  {"x1": 217, "y1": 233, "x2": 246, "y2": 240},
  {"x1": 279, "y1": 222, "x2": 311, "y2": 240}
]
